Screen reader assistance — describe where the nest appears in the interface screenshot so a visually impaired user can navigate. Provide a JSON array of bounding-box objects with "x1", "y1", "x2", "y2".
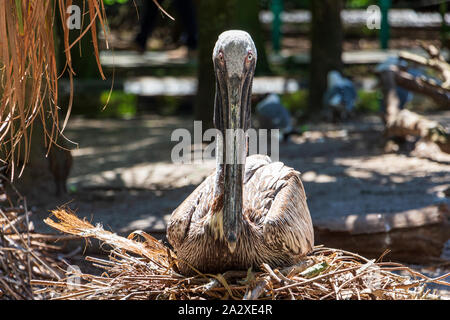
[
  {"x1": 0, "y1": 176, "x2": 67, "y2": 300},
  {"x1": 32, "y1": 209, "x2": 450, "y2": 300}
]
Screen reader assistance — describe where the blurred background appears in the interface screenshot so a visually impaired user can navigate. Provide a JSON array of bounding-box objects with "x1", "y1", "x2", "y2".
[{"x1": 59, "y1": 0, "x2": 449, "y2": 121}]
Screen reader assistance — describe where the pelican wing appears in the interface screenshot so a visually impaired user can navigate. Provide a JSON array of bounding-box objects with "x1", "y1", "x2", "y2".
[
  {"x1": 263, "y1": 173, "x2": 314, "y2": 256},
  {"x1": 167, "y1": 174, "x2": 215, "y2": 248},
  {"x1": 244, "y1": 156, "x2": 314, "y2": 256}
]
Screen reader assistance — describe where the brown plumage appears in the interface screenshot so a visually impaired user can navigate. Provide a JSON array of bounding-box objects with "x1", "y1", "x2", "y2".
[
  {"x1": 168, "y1": 155, "x2": 314, "y2": 275},
  {"x1": 167, "y1": 30, "x2": 314, "y2": 275}
]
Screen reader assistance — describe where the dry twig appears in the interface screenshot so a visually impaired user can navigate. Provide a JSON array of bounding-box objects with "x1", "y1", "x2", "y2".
[{"x1": 0, "y1": 175, "x2": 64, "y2": 300}]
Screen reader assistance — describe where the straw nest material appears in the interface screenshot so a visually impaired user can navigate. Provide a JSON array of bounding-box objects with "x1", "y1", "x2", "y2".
[
  {"x1": 0, "y1": 176, "x2": 66, "y2": 300},
  {"x1": 31, "y1": 208, "x2": 450, "y2": 300}
]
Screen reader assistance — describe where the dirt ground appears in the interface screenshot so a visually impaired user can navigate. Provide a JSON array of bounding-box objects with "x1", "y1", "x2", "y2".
[{"x1": 25, "y1": 112, "x2": 449, "y2": 238}]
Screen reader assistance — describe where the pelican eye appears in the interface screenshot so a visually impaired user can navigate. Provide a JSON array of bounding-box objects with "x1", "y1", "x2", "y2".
[
  {"x1": 247, "y1": 52, "x2": 253, "y2": 61},
  {"x1": 218, "y1": 51, "x2": 224, "y2": 62}
]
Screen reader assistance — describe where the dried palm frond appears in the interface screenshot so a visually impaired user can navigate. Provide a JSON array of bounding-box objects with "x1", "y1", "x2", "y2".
[
  {"x1": 0, "y1": 174, "x2": 67, "y2": 300},
  {"x1": 0, "y1": 0, "x2": 109, "y2": 179},
  {"x1": 35, "y1": 208, "x2": 450, "y2": 300},
  {"x1": 0, "y1": 0, "x2": 169, "y2": 180}
]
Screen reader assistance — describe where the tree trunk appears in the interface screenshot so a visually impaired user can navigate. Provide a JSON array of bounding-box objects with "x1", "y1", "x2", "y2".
[
  {"x1": 195, "y1": 0, "x2": 272, "y2": 128},
  {"x1": 308, "y1": 0, "x2": 343, "y2": 114},
  {"x1": 235, "y1": 0, "x2": 271, "y2": 75},
  {"x1": 195, "y1": 0, "x2": 236, "y2": 129},
  {"x1": 12, "y1": 121, "x2": 73, "y2": 198},
  {"x1": 10, "y1": 0, "x2": 76, "y2": 197},
  {"x1": 56, "y1": 0, "x2": 99, "y2": 79}
]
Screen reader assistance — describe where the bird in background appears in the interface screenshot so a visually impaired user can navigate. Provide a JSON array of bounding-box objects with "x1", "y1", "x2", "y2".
[
  {"x1": 256, "y1": 93, "x2": 300, "y2": 142},
  {"x1": 323, "y1": 70, "x2": 358, "y2": 121},
  {"x1": 167, "y1": 30, "x2": 314, "y2": 276}
]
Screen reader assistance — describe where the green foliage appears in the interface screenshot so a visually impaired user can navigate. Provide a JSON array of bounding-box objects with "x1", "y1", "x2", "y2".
[
  {"x1": 14, "y1": 0, "x2": 24, "y2": 35},
  {"x1": 103, "y1": 0, "x2": 128, "y2": 6},
  {"x1": 99, "y1": 91, "x2": 137, "y2": 119},
  {"x1": 346, "y1": 0, "x2": 377, "y2": 8},
  {"x1": 278, "y1": 0, "x2": 377, "y2": 10},
  {"x1": 355, "y1": 90, "x2": 382, "y2": 113},
  {"x1": 280, "y1": 89, "x2": 381, "y2": 122},
  {"x1": 280, "y1": 0, "x2": 311, "y2": 10},
  {"x1": 158, "y1": 96, "x2": 182, "y2": 116},
  {"x1": 280, "y1": 90, "x2": 309, "y2": 116}
]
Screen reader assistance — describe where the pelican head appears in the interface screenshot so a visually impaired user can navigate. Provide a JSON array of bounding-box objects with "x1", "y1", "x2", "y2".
[
  {"x1": 212, "y1": 30, "x2": 257, "y2": 252},
  {"x1": 327, "y1": 70, "x2": 343, "y2": 88}
]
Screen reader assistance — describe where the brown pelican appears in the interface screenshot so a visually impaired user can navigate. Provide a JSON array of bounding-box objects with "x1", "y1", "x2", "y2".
[{"x1": 167, "y1": 30, "x2": 314, "y2": 275}]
